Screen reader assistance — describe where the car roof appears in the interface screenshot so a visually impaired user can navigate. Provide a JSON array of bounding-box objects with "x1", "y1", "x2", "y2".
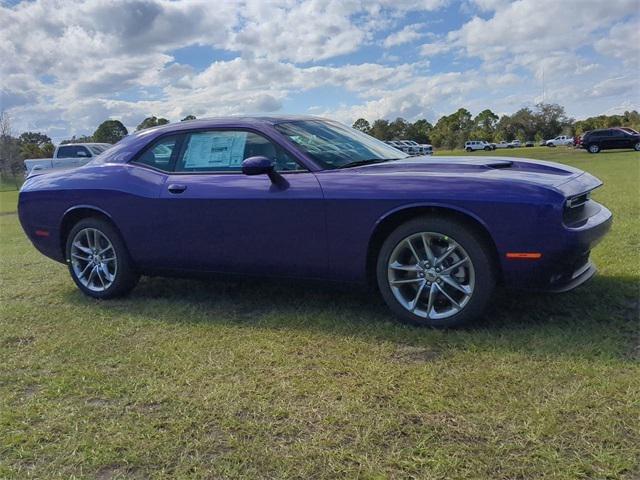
[{"x1": 131, "y1": 115, "x2": 329, "y2": 138}]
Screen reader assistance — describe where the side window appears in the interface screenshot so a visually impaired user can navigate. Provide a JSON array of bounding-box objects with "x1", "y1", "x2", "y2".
[
  {"x1": 175, "y1": 130, "x2": 304, "y2": 173},
  {"x1": 57, "y1": 145, "x2": 90, "y2": 158},
  {"x1": 133, "y1": 135, "x2": 181, "y2": 172}
]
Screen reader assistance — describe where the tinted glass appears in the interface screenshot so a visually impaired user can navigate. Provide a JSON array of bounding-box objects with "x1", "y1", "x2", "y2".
[
  {"x1": 274, "y1": 120, "x2": 408, "y2": 169},
  {"x1": 134, "y1": 135, "x2": 180, "y2": 171},
  {"x1": 175, "y1": 130, "x2": 302, "y2": 173},
  {"x1": 57, "y1": 145, "x2": 91, "y2": 158}
]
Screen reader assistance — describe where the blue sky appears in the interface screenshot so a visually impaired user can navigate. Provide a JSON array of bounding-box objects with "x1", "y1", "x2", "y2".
[{"x1": 1, "y1": 0, "x2": 638, "y2": 142}]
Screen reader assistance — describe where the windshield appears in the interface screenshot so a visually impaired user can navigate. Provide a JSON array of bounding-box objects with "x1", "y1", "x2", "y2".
[{"x1": 274, "y1": 120, "x2": 408, "y2": 169}]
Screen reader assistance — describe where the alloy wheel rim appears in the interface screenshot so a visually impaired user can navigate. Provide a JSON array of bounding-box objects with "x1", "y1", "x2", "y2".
[
  {"x1": 635, "y1": 142, "x2": 640, "y2": 151},
  {"x1": 70, "y1": 228, "x2": 117, "y2": 292},
  {"x1": 589, "y1": 145, "x2": 598, "y2": 153},
  {"x1": 387, "y1": 232, "x2": 475, "y2": 320}
]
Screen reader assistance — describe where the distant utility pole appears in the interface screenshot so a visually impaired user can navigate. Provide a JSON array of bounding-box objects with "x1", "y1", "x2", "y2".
[{"x1": 541, "y1": 62, "x2": 545, "y2": 104}]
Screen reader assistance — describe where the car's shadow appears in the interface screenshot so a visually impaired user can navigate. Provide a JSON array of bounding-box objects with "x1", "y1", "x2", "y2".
[{"x1": 66, "y1": 273, "x2": 639, "y2": 361}]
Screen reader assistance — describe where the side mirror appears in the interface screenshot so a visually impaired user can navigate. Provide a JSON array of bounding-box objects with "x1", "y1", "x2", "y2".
[{"x1": 242, "y1": 156, "x2": 274, "y2": 176}]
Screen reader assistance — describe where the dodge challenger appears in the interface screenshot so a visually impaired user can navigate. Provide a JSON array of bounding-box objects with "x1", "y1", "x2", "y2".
[{"x1": 18, "y1": 116, "x2": 612, "y2": 327}]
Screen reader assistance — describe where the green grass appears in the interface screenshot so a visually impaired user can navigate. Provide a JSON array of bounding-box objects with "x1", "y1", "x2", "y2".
[{"x1": 1, "y1": 149, "x2": 639, "y2": 479}]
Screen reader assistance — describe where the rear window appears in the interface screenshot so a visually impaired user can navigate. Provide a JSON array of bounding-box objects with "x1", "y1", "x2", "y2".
[{"x1": 57, "y1": 145, "x2": 91, "y2": 158}]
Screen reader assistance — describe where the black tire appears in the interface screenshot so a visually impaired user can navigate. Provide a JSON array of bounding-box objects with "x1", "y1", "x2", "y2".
[
  {"x1": 65, "y1": 217, "x2": 139, "y2": 299},
  {"x1": 633, "y1": 142, "x2": 640, "y2": 151},
  {"x1": 484, "y1": 146, "x2": 491, "y2": 151},
  {"x1": 587, "y1": 143, "x2": 600, "y2": 154},
  {"x1": 466, "y1": 147, "x2": 472, "y2": 152},
  {"x1": 376, "y1": 216, "x2": 496, "y2": 328}
]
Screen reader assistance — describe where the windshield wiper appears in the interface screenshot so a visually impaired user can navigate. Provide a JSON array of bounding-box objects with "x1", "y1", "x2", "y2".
[{"x1": 336, "y1": 158, "x2": 393, "y2": 169}]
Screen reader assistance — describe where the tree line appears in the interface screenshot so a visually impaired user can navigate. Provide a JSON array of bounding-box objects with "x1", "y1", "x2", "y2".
[
  {"x1": 2, "y1": 105, "x2": 639, "y2": 182},
  {"x1": 353, "y1": 104, "x2": 640, "y2": 149}
]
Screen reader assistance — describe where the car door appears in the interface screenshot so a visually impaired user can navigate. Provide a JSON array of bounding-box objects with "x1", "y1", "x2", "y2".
[
  {"x1": 597, "y1": 130, "x2": 614, "y2": 149},
  {"x1": 154, "y1": 128, "x2": 327, "y2": 279},
  {"x1": 611, "y1": 129, "x2": 631, "y2": 149}
]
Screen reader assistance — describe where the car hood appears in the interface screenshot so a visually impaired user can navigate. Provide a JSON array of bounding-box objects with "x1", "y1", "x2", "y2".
[{"x1": 343, "y1": 156, "x2": 589, "y2": 189}]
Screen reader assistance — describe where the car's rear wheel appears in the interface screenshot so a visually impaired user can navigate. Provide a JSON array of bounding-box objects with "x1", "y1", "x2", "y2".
[
  {"x1": 484, "y1": 146, "x2": 491, "y2": 151},
  {"x1": 376, "y1": 217, "x2": 495, "y2": 328},
  {"x1": 65, "y1": 218, "x2": 139, "y2": 299},
  {"x1": 587, "y1": 143, "x2": 600, "y2": 154},
  {"x1": 466, "y1": 147, "x2": 472, "y2": 152},
  {"x1": 634, "y1": 142, "x2": 640, "y2": 151}
]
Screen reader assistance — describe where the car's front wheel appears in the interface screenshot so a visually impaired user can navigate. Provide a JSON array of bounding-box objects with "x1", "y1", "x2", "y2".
[
  {"x1": 65, "y1": 218, "x2": 139, "y2": 299},
  {"x1": 376, "y1": 217, "x2": 495, "y2": 328},
  {"x1": 587, "y1": 143, "x2": 600, "y2": 154}
]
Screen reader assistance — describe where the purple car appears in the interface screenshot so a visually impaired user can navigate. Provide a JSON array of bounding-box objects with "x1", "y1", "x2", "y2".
[{"x1": 18, "y1": 116, "x2": 612, "y2": 327}]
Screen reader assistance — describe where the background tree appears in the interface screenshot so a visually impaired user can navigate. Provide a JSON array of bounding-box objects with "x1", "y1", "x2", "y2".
[
  {"x1": 93, "y1": 120, "x2": 128, "y2": 144},
  {"x1": 0, "y1": 111, "x2": 22, "y2": 187},
  {"x1": 41, "y1": 142, "x2": 55, "y2": 157},
  {"x1": 405, "y1": 119, "x2": 433, "y2": 144},
  {"x1": 573, "y1": 110, "x2": 639, "y2": 135},
  {"x1": 18, "y1": 132, "x2": 52, "y2": 148},
  {"x1": 369, "y1": 119, "x2": 392, "y2": 140},
  {"x1": 19, "y1": 142, "x2": 47, "y2": 159},
  {"x1": 136, "y1": 116, "x2": 169, "y2": 131},
  {"x1": 181, "y1": 115, "x2": 196, "y2": 122},
  {"x1": 534, "y1": 103, "x2": 571, "y2": 139},
  {"x1": 352, "y1": 118, "x2": 371, "y2": 134},
  {"x1": 430, "y1": 108, "x2": 473, "y2": 149},
  {"x1": 60, "y1": 135, "x2": 94, "y2": 145},
  {"x1": 471, "y1": 109, "x2": 498, "y2": 141},
  {"x1": 388, "y1": 117, "x2": 409, "y2": 139}
]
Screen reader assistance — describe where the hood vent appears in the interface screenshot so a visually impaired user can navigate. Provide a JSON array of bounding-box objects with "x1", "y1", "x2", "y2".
[{"x1": 486, "y1": 161, "x2": 514, "y2": 169}]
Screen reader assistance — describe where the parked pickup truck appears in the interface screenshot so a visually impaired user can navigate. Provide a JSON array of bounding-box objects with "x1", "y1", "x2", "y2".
[{"x1": 24, "y1": 143, "x2": 111, "y2": 177}]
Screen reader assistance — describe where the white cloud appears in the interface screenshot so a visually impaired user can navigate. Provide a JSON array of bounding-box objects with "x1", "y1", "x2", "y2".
[
  {"x1": 420, "y1": 41, "x2": 451, "y2": 56},
  {"x1": 0, "y1": 0, "x2": 638, "y2": 141},
  {"x1": 383, "y1": 24, "x2": 426, "y2": 48},
  {"x1": 589, "y1": 76, "x2": 639, "y2": 99},
  {"x1": 448, "y1": 0, "x2": 637, "y2": 62},
  {"x1": 594, "y1": 20, "x2": 640, "y2": 64}
]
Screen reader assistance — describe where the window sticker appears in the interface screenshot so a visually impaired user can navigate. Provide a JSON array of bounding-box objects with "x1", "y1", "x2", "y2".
[{"x1": 183, "y1": 131, "x2": 247, "y2": 169}]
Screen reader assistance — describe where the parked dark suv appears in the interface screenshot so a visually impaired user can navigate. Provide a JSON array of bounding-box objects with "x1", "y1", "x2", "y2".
[{"x1": 581, "y1": 128, "x2": 640, "y2": 153}]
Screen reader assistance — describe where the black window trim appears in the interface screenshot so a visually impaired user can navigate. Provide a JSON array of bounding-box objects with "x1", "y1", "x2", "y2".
[{"x1": 128, "y1": 127, "x2": 309, "y2": 175}]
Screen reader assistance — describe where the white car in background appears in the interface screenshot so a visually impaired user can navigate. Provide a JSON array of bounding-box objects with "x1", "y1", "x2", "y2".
[
  {"x1": 544, "y1": 135, "x2": 573, "y2": 147},
  {"x1": 386, "y1": 140, "x2": 431, "y2": 155},
  {"x1": 385, "y1": 140, "x2": 408, "y2": 153},
  {"x1": 403, "y1": 140, "x2": 433, "y2": 155},
  {"x1": 397, "y1": 140, "x2": 421, "y2": 155},
  {"x1": 492, "y1": 141, "x2": 514, "y2": 149},
  {"x1": 465, "y1": 140, "x2": 493, "y2": 151}
]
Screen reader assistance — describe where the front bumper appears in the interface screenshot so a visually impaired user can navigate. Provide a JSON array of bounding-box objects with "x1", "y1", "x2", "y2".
[
  {"x1": 545, "y1": 259, "x2": 596, "y2": 293},
  {"x1": 502, "y1": 201, "x2": 612, "y2": 292}
]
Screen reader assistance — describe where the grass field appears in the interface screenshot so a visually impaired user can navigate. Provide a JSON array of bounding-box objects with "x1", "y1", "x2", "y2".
[{"x1": 1, "y1": 147, "x2": 639, "y2": 479}]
